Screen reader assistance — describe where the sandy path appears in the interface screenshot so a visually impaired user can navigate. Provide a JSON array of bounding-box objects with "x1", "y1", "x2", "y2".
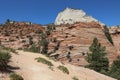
[
  {"x1": 9, "y1": 50, "x2": 116, "y2": 80},
  {"x1": 10, "y1": 51, "x2": 71, "y2": 80}
]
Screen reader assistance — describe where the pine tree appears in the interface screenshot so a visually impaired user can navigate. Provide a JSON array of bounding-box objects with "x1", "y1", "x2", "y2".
[
  {"x1": 109, "y1": 57, "x2": 120, "y2": 80},
  {"x1": 86, "y1": 37, "x2": 109, "y2": 72}
]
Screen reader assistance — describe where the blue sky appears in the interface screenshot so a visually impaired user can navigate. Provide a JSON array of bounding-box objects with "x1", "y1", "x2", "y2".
[{"x1": 0, "y1": 0, "x2": 120, "y2": 26}]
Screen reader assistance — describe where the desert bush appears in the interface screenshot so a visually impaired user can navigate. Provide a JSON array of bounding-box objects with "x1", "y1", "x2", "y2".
[
  {"x1": 66, "y1": 52, "x2": 72, "y2": 62},
  {"x1": 10, "y1": 48, "x2": 18, "y2": 54},
  {"x1": 53, "y1": 54, "x2": 59, "y2": 60},
  {"x1": 26, "y1": 45, "x2": 39, "y2": 53},
  {"x1": 53, "y1": 41, "x2": 60, "y2": 52},
  {"x1": 57, "y1": 65, "x2": 69, "y2": 74},
  {"x1": 0, "y1": 51, "x2": 11, "y2": 72},
  {"x1": 2, "y1": 47, "x2": 18, "y2": 54},
  {"x1": 66, "y1": 52, "x2": 71, "y2": 59},
  {"x1": 9, "y1": 73, "x2": 24, "y2": 80},
  {"x1": 46, "y1": 30, "x2": 51, "y2": 35},
  {"x1": 68, "y1": 45, "x2": 74, "y2": 50},
  {"x1": 52, "y1": 37, "x2": 57, "y2": 42},
  {"x1": 36, "y1": 29, "x2": 43, "y2": 34},
  {"x1": 46, "y1": 24, "x2": 56, "y2": 31},
  {"x1": 29, "y1": 36, "x2": 33, "y2": 45},
  {"x1": 72, "y1": 76, "x2": 79, "y2": 80},
  {"x1": 35, "y1": 57, "x2": 53, "y2": 66}
]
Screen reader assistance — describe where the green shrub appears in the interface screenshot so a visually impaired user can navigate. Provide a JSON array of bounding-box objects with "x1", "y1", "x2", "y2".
[
  {"x1": 29, "y1": 36, "x2": 33, "y2": 45},
  {"x1": 2, "y1": 47, "x2": 18, "y2": 54},
  {"x1": 9, "y1": 73, "x2": 24, "y2": 80},
  {"x1": 53, "y1": 41, "x2": 60, "y2": 52},
  {"x1": 46, "y1": 30, "x2": 51, "y2": 35},
  {"x1": 35, "y1": 57, "x2": 53, "y2": 66},
  {"x1": 52, "y1": 37, "x2": 57, "y2": 42},
  {"x1": 10, "y1": 48, "x2": 18, "y2": 54},
  {"x1": 36, "y1": 29, "x2": 43, "y2": 34},
  {"x1": 24, "y1": 45, "x2": 39, "y2": 53},
  {"x1": 57, "y1": 65, "x2": 69, "y2": 74},
  {"x1": 72, "y1": 76, "x2": 79, "y2": 80},
  {"x1": 0, "y1": 51, "x2": 11, "y2": 71}
]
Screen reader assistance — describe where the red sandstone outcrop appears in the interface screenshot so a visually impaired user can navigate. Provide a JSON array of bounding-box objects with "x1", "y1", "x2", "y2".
[
  {"x1": 48, "y1": 22, "x2": 117, "y2": 66},
  {"x1": 109, "y1": 26, "x2": 120, "y2": 55}
]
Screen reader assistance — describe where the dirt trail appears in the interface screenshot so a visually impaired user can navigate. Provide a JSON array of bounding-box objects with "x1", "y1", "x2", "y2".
[{"x1": 8, "y1": 51, "x2": 116, "y2": 80}]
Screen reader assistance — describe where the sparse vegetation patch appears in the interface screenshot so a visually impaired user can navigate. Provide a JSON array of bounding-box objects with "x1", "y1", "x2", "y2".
[
  {"x1": 72, "y1": 76, "x2": 79, "y2": 80},
  {"x1": 9, "y1": 73, "x2": 24, "y2": 80},
  {"x1": 35, "y1": 57, "x2": 53, "y2": 66},
  {"x1": 2, "y1": 47, "x2": 18, "y2": 54},
  {"x1": 57, "y1": 65, "x2": 69, "y2": 74},
  {"x1": 24, "y1": 45, "x2": 39, "y2": 53},
  {"x1": 0, "y1": 51, "x2": 11, "y2": 72}
]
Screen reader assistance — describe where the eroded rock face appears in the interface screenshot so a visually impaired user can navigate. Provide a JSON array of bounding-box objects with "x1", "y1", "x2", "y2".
[
  {"x1": 109, "y1": 26, "x2": 120, "y2": 54},
  {"x1": 49, "y1": 22, "x2": 117, "y2": 66},
  {"x1": 55, "y1": 7, "x2": 103, "y2": 25}
]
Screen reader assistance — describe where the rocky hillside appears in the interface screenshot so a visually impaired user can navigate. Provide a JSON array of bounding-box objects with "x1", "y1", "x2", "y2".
[
  {"x1": 0, "y1": 21, "x2": 45, "y2": 49},
  {"x1": 48, "y1": 21, "x2": 117, "y2": 66},
  {"x1": 0, "y1": 21, "x2": 118, "y2": 66},
  {"x1": 55, "y1": 7, "x2": 104, "y2": 25}
]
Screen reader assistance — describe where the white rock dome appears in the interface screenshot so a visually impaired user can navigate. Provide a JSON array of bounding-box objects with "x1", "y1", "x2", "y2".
[{"x1": 55, "y1": 7, "x2": 103, "y2": 25}]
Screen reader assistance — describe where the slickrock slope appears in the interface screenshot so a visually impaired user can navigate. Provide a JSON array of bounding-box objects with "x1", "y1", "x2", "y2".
[
  {"x1": 2, "y1": 51, "x2": 115, "y2": 80},
  {"x1": 109, "y1": 26, "x2": 120, "y2": 54},
  {"x1": 48, "y1": 22, "x2": 117, "y2": 66},
  {"x1": 55, "y1": 7, "x2": 104, "y2": 25}
]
